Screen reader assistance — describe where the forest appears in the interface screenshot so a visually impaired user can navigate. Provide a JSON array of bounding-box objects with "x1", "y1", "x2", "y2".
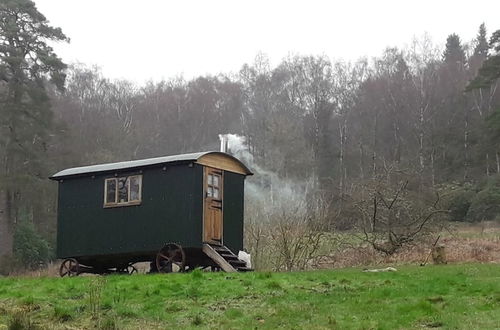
[{"x1": 1, "y1": 0, "x2": 500, "y2": 272}]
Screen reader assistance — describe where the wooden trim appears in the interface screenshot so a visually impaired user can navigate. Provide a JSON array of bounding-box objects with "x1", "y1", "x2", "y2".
[
  {"x1": 103, "y1": 201, "x2": 141, "y2": 208},
  {"x1": 203, "y1": 167, "x2": 224, "y2": 245},
  {"x1": 202, "y1": 244, "x2": 236, "y2": 272},
  {"x1": 104, "y1": 178, "x2": 117, "y2": 205},
  {"x1": 128, "y1": 175, "x2": 142, "y2": 202},
  {"x1": 103, "y1": 175, "x2": 142, "y2": 208},
  {"x1": 127, "y1": 177, "x2": 131, "y2": 201},
  {"x1": 197, "y1": 154, "x2": 250, "y2": 175}
]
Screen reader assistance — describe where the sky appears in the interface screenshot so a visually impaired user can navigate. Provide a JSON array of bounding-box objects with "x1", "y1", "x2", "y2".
[{"x1": 35, "y1": 0, "x2": 500, "y2": 85}]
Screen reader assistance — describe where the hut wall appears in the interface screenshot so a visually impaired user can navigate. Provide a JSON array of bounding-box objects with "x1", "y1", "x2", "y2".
[
  {"x1": 222, "y1": 171, "x2": 245, "y2": 252},
  {"x1": 56, "y1": 163, "x2": 203, "y2": 258}
]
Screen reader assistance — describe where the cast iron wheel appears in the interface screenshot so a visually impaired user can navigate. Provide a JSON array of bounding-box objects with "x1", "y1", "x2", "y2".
[
  {"x1": 59, "y1": 258, "x2": 80, "y2": 277},
  {"x1": 156, "y1": 243, "x2": 186, "y2": 273}
]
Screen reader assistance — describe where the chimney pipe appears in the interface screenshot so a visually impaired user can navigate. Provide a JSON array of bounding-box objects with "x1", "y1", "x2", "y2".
[{"x1": 219, "y1": 134, "x2": 229, "y2": 153}]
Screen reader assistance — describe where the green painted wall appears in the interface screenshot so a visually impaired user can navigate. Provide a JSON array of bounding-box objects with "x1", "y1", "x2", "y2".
[
  {"x1": 57, "y1": 163, "x2": 204, "y2": 258},
  {"x1": 223, "y1": 171, "x2": 245, "y2": 252},
  {"x1": 56, "y1": 163, "x2": 245, "y2": 260}
]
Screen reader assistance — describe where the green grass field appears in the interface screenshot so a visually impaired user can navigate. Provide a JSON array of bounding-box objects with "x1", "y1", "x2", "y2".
[{"x1": 0, "y1": 264, "x2": 499, "y2": 329}]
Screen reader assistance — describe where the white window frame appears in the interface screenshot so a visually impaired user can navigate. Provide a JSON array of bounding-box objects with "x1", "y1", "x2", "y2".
[{"x1": 104, "y1": 175, "x2": 142, "y2": 208}]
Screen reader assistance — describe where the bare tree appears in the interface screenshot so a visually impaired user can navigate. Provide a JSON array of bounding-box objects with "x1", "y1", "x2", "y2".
[
  {"x1": 244, "y1": 181, "x2": 336, "y2": 271},
  {"x1": 352, "y1": 167, "x2": 449, "y2": 255}
]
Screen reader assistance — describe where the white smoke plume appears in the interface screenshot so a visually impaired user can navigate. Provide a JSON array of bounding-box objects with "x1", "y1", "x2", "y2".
[{"x1": 219, "y1": 134, "x2": 310, "y2": 210}]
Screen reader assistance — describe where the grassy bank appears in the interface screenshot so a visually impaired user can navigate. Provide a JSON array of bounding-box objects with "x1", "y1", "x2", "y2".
[{"x1": 0, "y1": 264, "x2": 499, "y2": 329}]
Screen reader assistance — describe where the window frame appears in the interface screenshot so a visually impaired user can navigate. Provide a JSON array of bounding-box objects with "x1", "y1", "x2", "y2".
[
  {"x1": 104, "y1": 174, "x2": 142, "y2": 208},
  {"x1": 206, "y1": 172, "x2": 222, "y2": 200}
]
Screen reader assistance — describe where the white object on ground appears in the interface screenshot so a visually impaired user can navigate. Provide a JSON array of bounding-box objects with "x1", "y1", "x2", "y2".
[
  {"x1": 362, "y1": 267, "x2": 397, "y2": 272},
  {"x1": 238, "y1": 250, "x2": 252, "y2": 269}
]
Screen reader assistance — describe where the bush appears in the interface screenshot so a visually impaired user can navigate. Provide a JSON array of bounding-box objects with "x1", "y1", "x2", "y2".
[
  {"x1": 447, "y1": 189, "x2": 475, "y2": 221},
  {"x1": 13, "y1": 220, "x2": 52, "y2": 270},
  {"x1": 466, "y1": 187, "x2": 500, "y2": 222}
]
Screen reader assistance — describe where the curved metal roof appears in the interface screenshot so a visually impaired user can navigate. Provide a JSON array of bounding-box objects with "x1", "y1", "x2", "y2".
[{"x1": 50, "y1": 151, "x2": 252, "y2": 179}]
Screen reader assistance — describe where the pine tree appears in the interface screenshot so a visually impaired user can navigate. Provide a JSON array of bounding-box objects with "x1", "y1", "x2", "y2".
[
  {"x1": 467, "y1": 29, "x2": 500, "y2": 90},
  {"x1": 473, "y1": 23, "x2": 489, "y2": 57},
  {"x1": 443, "y1": 33, "x2": 466, "y2": 65},
  {"x1": 490, "y1": 30, "x2": 500, "y2": 54},
  {"x1": 0, "y1": 0, "x2": 68, "y2": 259}
]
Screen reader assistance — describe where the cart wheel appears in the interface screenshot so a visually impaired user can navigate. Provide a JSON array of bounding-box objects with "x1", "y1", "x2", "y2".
[
  {"x1": 59, "y1": 258, "x2": 80, "y2": 277},
  {"x1": 156, "y1": 243, "x2": 186, "y2": 273}
]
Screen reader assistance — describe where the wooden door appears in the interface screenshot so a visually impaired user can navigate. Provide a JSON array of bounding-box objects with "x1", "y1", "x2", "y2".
[{"x1": 203, "y1": 167, "x2": 223, "y2": 244}]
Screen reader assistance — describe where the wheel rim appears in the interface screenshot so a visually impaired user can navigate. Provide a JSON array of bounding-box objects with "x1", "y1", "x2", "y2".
[
  {"x1": 59, "y1": 258, "x2": 79, "y2": 277},
  {"x1": 156, "y1": 243, "x2": 185, "y2": 273}
]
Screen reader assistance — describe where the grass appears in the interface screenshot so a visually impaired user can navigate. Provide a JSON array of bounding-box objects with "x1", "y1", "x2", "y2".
[
  {"x1": 0, "y1": 264, "x2": 499, "y2": 329},
  {"x1": 448, "y1": 222, "x2": 500, "y2": 240}
]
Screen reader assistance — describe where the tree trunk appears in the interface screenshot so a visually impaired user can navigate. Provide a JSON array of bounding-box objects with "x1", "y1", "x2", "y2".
[
  {"x1": 463, "y1": 109, "x2": 469, "y2": 181},
  {"x1": 497, "y1": 151, "x2": 500, "y2": 174},
  {"x1": 359, "y1": 142, "x2": 365, "y2": 180},
  {"x1": 430, "y1": 147, "x2": 436, "y2": 186},
  {"x1": 339, "y1": 120, "x2": 347, "y2": 193},
  {"x1": 0, "y1": 189, "x2": 13, "y2": 259},
  {"x1": 486, "y1": 153, "x2": 490, "y2": 177},
  {"x1": 418, "y1": 106, "x2": 425, "y2": 173},
  {"x1": 372, "y1": 113, "x2": 378, "y2": 178}
]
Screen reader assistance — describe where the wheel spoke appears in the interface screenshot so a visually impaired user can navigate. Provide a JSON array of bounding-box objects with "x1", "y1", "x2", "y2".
[
  {"x1": 156, "y1": 243, "x2": 185, "y2": 273},
  {"x1": 158, "y1": 253, "x2": 173, "y2": 262},
  {"x1": 60, "y1": 258, "x2": 79, "y2": 277}
]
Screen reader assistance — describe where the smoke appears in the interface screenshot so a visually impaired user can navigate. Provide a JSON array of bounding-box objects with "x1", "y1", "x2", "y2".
[
  {"x1": 219, "y1": 134, "x2": 310, "y2": 212},
  {"x1": 218, "y1": 133, "x2": 253, "y2": 166}
]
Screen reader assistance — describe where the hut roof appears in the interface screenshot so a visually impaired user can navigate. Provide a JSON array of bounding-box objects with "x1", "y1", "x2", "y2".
[{"x1": 50, "y1": 151, "x2": 253, "y2": 179}]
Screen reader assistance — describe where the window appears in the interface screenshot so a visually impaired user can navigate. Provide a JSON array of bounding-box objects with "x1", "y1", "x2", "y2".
[
  {"x1": 104, "y1": 175, "x2": 142, "y2": 207},
  {"x1": 206, "y1": 173, "x2": 221, "y2": 199}
]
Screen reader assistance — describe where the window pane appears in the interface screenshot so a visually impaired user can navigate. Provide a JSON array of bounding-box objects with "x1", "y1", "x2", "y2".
[
  {"x1": 207, "y1": 186, "x2": 213, "y2": 197},
  {"x1": 130, "y1": 176, "x2": 141, "y2": 201},
  {"x1": 106, "y1": 179, "x2": 116, "y2": 204},
  {"x1": 208, "y1": 174, "x2": 214, "y2": 185},
  {"x1": 213, "y1": 188, "x2": 219, "y2": 199},
  {"x1": 118, "y1": 177, "x2": 128, "y2": 203},
  {"x1": 213, "y1": 175, "x2": 219, "y2": 187}
]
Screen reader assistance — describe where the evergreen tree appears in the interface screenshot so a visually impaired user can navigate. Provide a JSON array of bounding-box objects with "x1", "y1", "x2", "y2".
[
  {"x1": 490, "y1": 30, "x2": 500, "y2": 54},
  {"x1": 467, "y1": 29, "x2": 500, "y2": 90},
  {"x1": 443, "y1": 33, "x2": 466, "y2": 65},
  {"x1": 473, "y1": 23, "x2": 489, "y2": 57},
  {"x1": 0, "y1": 0, "x2": 68, "y2": 259}
]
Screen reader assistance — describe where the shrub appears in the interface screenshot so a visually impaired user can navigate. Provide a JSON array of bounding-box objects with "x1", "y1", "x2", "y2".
[
  {"x1": 466, "y1": 187, "x2": 500, "y2": 222},
  {"x1": 447, "y1": 189, "x2": 475, "y2": 222},
  {"x1": 13, "y1": 220, "x2": 52, "y2": 270}
]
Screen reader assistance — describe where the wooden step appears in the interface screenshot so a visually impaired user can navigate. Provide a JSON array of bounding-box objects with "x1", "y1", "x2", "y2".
[
  {"x1": 229, "y1": 260, "x2": 247, "y2": 267},
  {"x1": 202, "y1": 244, "x2": 236, "y2": 272},
  {"x1": 213, "y1": 246, "x2": 230, "y2": 253},
  {"x1": 220, "y1": 253, "x2": 238, "y2": 260},
  {"x1": 203, "y1": 243, "x2": 252, "y2": 272}
]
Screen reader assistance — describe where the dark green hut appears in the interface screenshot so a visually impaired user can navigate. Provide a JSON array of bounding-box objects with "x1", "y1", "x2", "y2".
[{"x1": 50, "y1": 151, "x2": 253, "y2": 275}]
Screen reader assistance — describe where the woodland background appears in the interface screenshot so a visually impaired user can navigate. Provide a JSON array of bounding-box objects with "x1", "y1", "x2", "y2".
[{"x1": 1, "y1": 0, "x2": 500, "y2": 271}]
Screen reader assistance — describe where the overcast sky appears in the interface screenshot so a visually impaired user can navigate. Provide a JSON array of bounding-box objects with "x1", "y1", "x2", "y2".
[{"x1": 35, "y1": 0, "x2": 500, "y2": 84}]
